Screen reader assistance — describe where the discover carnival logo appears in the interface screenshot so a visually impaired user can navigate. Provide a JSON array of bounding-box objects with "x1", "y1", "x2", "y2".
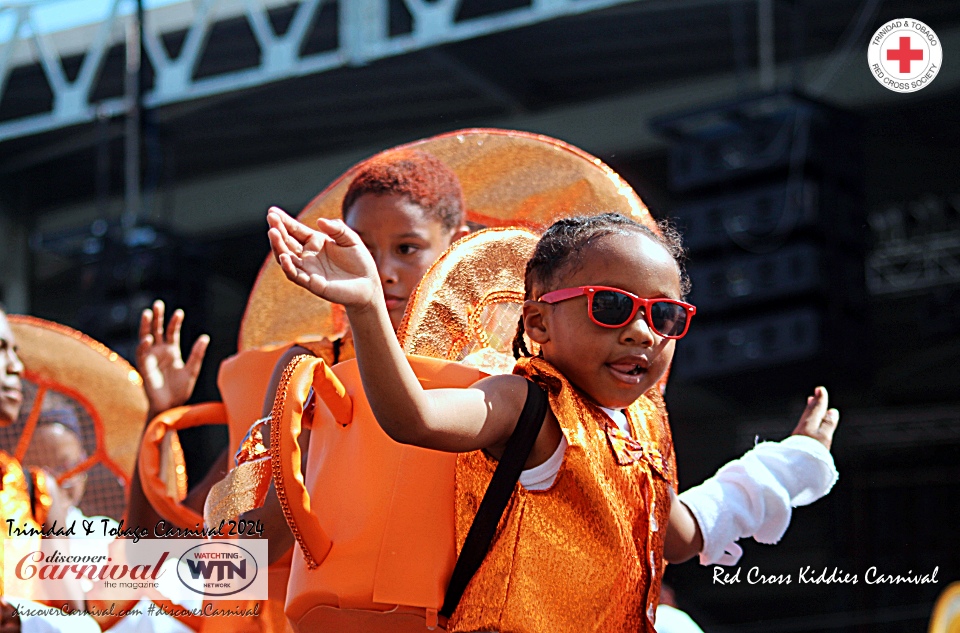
[
  {"x1": 3, "y1": 538, "x2": 267, "y2": 601},
  {"x1": 868, "y1": 19, "x2": 942, "y2": 93}
]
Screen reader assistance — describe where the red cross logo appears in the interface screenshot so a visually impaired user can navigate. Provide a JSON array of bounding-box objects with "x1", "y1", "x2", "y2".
[{"x1": 887, "y1": 36, "x2": 924, "y2": 73}]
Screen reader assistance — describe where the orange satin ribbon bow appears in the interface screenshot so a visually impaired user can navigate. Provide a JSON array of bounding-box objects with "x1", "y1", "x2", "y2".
[{"x1": 604, "y1": 423, "x2": 669, "y2": 477}]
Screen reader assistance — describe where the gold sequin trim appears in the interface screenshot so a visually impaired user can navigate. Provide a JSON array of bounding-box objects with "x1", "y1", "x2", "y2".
[{"x1": 269, "y1": 354, "x2": 318, "y2": 569}]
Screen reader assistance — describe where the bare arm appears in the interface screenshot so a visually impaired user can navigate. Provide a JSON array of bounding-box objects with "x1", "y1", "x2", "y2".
[
  {"x1": 126, "y1": 301, "x2": 209, "y2": 532},
  {"x1": 664, "y1": 488, "x2": 704, "y2": 564},
  {"x1": 267, "y1": 208, "x2": 527, "y2": 454},
  {"x1": 344, "y1": 279, "x2": 527, "y2": 453},
  {"x1": 0, "y1": 598, "x2": 20, "y2": 633}
]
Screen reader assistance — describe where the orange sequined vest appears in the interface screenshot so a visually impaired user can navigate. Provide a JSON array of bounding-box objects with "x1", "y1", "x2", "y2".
[{"x1": 449, "y1": 357, "x2": 677, "y2": 633}]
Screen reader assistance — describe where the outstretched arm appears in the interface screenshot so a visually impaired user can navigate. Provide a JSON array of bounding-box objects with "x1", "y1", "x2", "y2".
[
  {"x1": 665, "y1": 386, "x2": 840, "y2": 564},
  {"x1": 127, "y1": 301, "x2": 210, "y2": 531},
  {"x1": 267, "y1": 208, "x2": 526, "y2": 454}
]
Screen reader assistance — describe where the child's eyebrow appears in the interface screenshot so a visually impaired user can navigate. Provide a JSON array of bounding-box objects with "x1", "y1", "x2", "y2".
[{"x1": 395, "y1": 232, "x2": 428, "y2": 240}]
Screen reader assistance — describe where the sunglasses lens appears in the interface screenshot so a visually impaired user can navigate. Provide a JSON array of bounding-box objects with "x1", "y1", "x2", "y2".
[
  {"x1": 650, "y1": 301, "x2": 688, "y2": 337},
  {"x1": 591, "y1": 290, "x2": 635, "y2": 326}
]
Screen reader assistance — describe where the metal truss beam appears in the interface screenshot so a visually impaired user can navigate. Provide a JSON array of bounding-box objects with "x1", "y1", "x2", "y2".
[{"x1": 0, "y1": 0, "x2": 643, "y2": 142}]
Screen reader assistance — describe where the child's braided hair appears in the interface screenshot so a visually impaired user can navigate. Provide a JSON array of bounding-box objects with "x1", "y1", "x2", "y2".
[{"x1": 512, "y1": 212, "x2": 690, "y2": 359}]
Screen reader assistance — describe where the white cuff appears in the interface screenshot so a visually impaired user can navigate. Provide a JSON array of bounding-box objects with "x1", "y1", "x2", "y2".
[{"x1": 678, "y1": 435, "x2": 838, "y2": 566}]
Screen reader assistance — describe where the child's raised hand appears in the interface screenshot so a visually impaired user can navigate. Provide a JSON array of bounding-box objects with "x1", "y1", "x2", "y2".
[
  {"x1": 136, "y1": 300, "x2": 209, "y2": 418},
  {"x1": 267, "y1": 207, "x2": 379, "y2": 309},
  {"x1": 791, "y1": 386, "x2": 840, "y2": 450}
]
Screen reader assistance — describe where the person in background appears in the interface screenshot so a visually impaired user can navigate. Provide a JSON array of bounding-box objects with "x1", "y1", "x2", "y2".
[
  {"x1": 21, "y1": 390, "x2": 198, "y2": 633},
  {"x1": 21, "y1": 394, "x2": 89, "y2": 520},
  {"x1": 241, "y1": 148, "x2": 471, "y2": 561},
  {"x1": 0, "y1": 306, "x2": 100, "y2": 633}
]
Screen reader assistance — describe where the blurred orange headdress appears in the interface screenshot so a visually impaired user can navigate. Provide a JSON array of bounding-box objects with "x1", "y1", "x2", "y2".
[
  {"x1": 239, "y1": 128, "x2": 654, "y2": 352},
  {"x1": 3, "y1": 316, "x2": 147, "y2": 520}
]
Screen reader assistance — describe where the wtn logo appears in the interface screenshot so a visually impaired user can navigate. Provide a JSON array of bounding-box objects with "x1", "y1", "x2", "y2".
[
  {"x1": 185, "y1": 559, "x2": 247, "y2": 581},
  {"x1": 177, "y1": 542, "x2": 260, "y2": 596}
]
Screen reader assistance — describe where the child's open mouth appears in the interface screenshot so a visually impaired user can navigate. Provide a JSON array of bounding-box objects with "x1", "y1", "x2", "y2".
[{"x1": 607, "y1": 361, "x2": 648, "y2": 382}]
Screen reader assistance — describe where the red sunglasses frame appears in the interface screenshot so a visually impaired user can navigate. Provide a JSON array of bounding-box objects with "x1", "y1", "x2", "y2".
[{"x1": 538, "y1": 285, "x2": 696, "y2": 338}]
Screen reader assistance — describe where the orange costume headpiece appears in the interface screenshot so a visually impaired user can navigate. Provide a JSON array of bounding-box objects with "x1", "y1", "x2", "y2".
[
  {"x1": 0, "y1": 316, "x2": 147, "y2": 601},
  {"x1": 239, "y1": 128, "x2": 653, "y2": 351},
  {"x1": 1, "y1": 316, "x2": 148, "y2": 519}
]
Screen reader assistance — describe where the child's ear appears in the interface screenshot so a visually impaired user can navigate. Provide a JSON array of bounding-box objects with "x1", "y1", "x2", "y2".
[{"x1": 522, "y1": 300, "x2": 550, "y2": 345}]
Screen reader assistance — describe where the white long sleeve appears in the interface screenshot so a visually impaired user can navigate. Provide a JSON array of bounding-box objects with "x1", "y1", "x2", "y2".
[{"x1": 678, "y1": 435, "x2": 838, "y2": 566}]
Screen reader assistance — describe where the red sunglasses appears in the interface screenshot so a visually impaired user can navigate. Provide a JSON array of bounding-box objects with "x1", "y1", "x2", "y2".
[{"x1": 538, "y1": 286, "x2": 696, "y2": 339}]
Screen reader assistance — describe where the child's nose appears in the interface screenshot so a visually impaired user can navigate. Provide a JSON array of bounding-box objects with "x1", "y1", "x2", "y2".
[
  {"x1": 3, "y1": 349, "x2": 22, "y2": 374},
  {"x1": 620, "y1": 312, "x2": 656, "y2": 347},
  {"x1": 375, "y1": 255, "x2": 400, "y2": 286}
]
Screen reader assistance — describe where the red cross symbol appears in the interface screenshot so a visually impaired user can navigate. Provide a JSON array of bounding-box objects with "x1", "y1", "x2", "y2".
[{"x1": 887, "y1": 36, "x2": 924, "y2": 73}]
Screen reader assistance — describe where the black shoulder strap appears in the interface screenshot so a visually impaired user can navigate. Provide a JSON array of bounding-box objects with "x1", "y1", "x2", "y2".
[{"x1": 440, "y1": 379, "x2": 549, "y2": 619}]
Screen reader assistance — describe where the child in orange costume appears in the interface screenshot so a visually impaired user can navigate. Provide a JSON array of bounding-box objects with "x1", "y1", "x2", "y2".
[
  {"x1": 131, "y1": 148, "x2": 474, "y2": 633},
  {"x1": 267, "y1": 210, "x2": 840, "y2": 632},
  {"x1": 239, "y1": 148, "x2": 470, "y2": 558}
]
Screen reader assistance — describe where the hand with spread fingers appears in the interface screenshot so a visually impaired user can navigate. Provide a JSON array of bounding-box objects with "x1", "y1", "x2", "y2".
[
  {"x1": 135, "y1": 300, "x2": 210, "y2": 420},
  {"x1": 792, "y1": 386, "x2": 840, "y2": 450},
  {"x1": 267, "y1": 206, "x2": 380, "y2": 310}
]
